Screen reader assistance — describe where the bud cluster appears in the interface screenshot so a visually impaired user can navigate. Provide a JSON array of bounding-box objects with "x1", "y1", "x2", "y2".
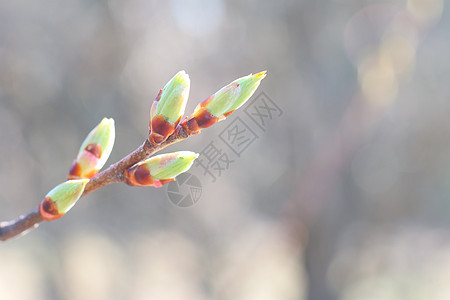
[
  {"x1": 40, "y1": 117, "x2": 117, "y2": 221},
  {"x1": 37, "y1": 69, "x2": 266, "y2": 224}
]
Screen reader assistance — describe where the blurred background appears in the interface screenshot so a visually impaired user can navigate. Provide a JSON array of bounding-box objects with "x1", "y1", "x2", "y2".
[{"x1": 0, "y1": 0, "x2": 449, "y2": 299}]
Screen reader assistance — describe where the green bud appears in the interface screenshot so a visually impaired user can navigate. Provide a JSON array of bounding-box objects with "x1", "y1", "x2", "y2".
[
  {"x1": 204, "y1": 82, "x2": 241, "y2": 118},
  {"x1": 149, "y1": 151, "x2": 199, "y2": 180},
  {"x1": 39, "y1": 179, "x2": 89, "y2": 220},
  {"x1": 124, "y1": 151, "x2": 199, "y2": 188},
  {"x1": 228, "y1": 71, "x2": 267, "y2": 112},
  {"x1": 205, "y1": 71, "x2": 267, "y2": 117},
  {"x1": 181, "y1": 71, "x2": 267, "y2": 133},
  {"x1": 150, "y1": 71, "x2": 190, "y2": 124},
  {"x1": 69, "y1": 118, "x2": 115, "y2": 179}
]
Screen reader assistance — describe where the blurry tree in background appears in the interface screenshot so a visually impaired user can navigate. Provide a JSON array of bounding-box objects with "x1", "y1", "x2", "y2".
[{"x1": 0, "y1": 0, "x2": 449, "y2": 299}]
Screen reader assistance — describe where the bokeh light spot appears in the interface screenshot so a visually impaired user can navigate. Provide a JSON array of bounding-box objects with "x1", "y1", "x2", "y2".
[{"x1": 170, "y1": 0, "x2": 225, "y2": 37}]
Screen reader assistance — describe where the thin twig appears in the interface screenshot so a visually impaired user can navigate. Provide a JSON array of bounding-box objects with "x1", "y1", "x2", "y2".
[
  {"x1": 0, "y1": 125, "x2": 191, "y2": 241},
  {"x1": 0, "y1": 209, "x2": 43, "y2": 241}
]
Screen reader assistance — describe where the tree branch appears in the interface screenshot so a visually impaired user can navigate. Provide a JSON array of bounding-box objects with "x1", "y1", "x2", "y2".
[
  {"x1": 0, "y1": 125, "x2": 191, "y2": 241},
  {"x1": 0, "y1": 70, "x2": 266, "y2": 242}
]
